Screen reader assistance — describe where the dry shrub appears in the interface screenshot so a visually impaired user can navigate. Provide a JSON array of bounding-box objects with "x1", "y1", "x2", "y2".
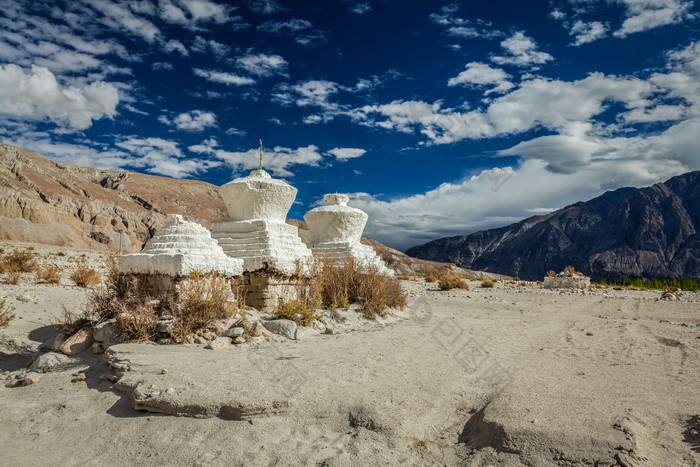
[
  {"x1": 173, "y1": 273, "x2": 236, "y2": 338},
  {"x1": 287, "y1": 256, "x2": 406, "y2": 321},
  {"x1": 563, "y1": 265, "x2": 579, "y2": 276},
  {"x1": 70, "y1": 262, "x2": 100, "y2": 287},
  {"x1": 546, "y1": 270, "x2": 556, "y2": 277},
  {"x1": 0, "y1": 298, "x2": 15, "y2": 329},
  {"x1": 481, "y1": 279, "x2": 495, "y2": 288},
  {"x1": 1, "y1": 249, "x2": 36, "y2": 273},
  {"x1": 5, "y1": 270, "x2": 21, "y2": 285},
  {"x1": 425, "y1": 269, "x2": 439, "y2": 283},
  {"x1": 36, "y1": 264, "x2": 62, "y2": 284},
  {"x1": 115, "y1": 304, "x2": 158, "y2": 341},
  {"x1": 438, "y1": 274, "x2": 469, "y2": 291},
  {"x1": 274, "y1": 300, "x2": 317, "y2": 326}
]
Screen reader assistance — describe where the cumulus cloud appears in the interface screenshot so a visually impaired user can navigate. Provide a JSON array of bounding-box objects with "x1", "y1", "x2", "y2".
[
  {"x1": 273, "y1": 79, "x2": 342, "y2": 111},
  {"x1": 190, "y1": 139, "x2": 325, "y2": 177},
  {"x1": 116, "y1": 136, "x2": 221, "y2": 178},
  {"x1": 348, "y1": 3, "x2": 372, "y2": 15},
  {"x1": 193, "y1": 68, "x2": 256, "y2": 85},
  {"x1": 614, "y1": 0, "x2": 693, "y2": 37},
  {"x1": 570, "y1": 20, "x2": 607, "y2": 45},
  {"x1": 158, "y1": 110, "x2": 217, "y2": 132},
  {"x1": 0, "y1": 64, "x2": 119, "y2": 130},
  {"x1": 447, "y1": 62, "x2": 514, "y2": 94},
  {"x1": 326, "y1": 147, "x2": 366, "y2": 160},
  {"x1": 491, "y1": 31, "x2": 554, "y2": 68},
  {"x1": 236, "y1": 53, "x2": 288, "y2": 77}
]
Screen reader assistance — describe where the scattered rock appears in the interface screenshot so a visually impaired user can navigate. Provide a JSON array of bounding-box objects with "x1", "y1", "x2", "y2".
[
  {"x1": 165, "y1": 387, "x2": 175, "y2": 394},
  {"x1": 30, "y1": 352, "x2": 72, "y2": 373},
  {"x1": 312, "y1": 321, "x2": 326, "y2": 333},
  {"x1": 22, "y1": 372, "x2": 41, "y2": 386},
  {"x1": 250, "y1": 322, "x2": 264, "y2": 337},
  {"x1": 324, "y1": 326, "x2": 336, "y2": 335},
  {"x1": 218, "y1": 327, "x2": 244, "y2": 338},
  {"x1": 195, "y1": 337, "x2": 208, "y2": 345},
  {"x1": 205, "y1": 337, "x2": 232, "y2": 350},
  {"x1": 294, "y1": 328, "x2": 304, "y2": 340},
  {"x1": 156, "y1": 320, "x2": 175, "y2": 334},
  {"x1": 233, "y1": 337, "x2": 246, "y2": 345},
  {"x1": 53, "y1": 333, "x2": 67, "y2": 351},
  {"x1": 157, "y1": 338, "x2": 175, "y2": 345},
  {"x1": 17, "y1": 294, "x2": 35, "y2": 303},
  {"x1": 72, "y1": 373, "x2": 87, "y2": 383},
  {"x1": 93, "y1": 320, "x2": 118, "y2": 344},
  {"x1": 92, "y1": 342, "x2": 106, "y2": 355},
  {"x1": 263, "y1": 319, "x2": 297, "y2": 339},
  {"x1": 59, "y1": 327, "x2": 95, "y2": 356}
]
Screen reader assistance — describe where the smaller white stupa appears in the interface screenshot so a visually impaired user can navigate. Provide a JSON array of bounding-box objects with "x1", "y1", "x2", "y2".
[
  {"x1": 211, "y1": 142, "x2": 313, "y2": 274},
  {"x1": 304, "y1": 193, "x2": 394, "y2": 276},
  {"x1": 119, "y1": 214, "x2": 243, "y2": 276}
]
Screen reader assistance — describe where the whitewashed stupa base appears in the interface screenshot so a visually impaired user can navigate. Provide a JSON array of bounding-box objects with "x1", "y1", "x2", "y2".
[
  {"x1": 309, "y1": 241, "x2": 395, "y2": 276},
  {"x1": 119, "y1": 214, "x2": 243, "y2": 277},
  {"x1": 212, "y1": 219, "x2": 313, "y2": 275}
]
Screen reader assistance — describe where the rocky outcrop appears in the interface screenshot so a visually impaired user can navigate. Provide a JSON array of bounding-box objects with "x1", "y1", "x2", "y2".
[
  {"x1": 406, "y1": 171, "x2": 700, "y2": 281},
  {"x1": 0, "y1": 144, "x2": 229, "y2": 252}
]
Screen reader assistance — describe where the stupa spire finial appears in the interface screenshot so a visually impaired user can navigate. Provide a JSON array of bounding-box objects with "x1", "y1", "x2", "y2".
[{"x1": 259, "y1": 139, "x2": 263, "y2": 171}]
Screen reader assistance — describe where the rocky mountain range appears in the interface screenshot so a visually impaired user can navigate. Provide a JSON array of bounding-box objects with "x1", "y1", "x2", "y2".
[
  {"x1": 406, "y1": 171, "x2": 700, "y2": 281},
  {"x1": 0, "y1": 144, "x2": 492, "y2": 278}
]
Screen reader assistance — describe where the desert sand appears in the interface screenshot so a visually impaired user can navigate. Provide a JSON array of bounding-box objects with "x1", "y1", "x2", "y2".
[{"x1": 1, "y1": 243, "x2": 699, "y2": 466}]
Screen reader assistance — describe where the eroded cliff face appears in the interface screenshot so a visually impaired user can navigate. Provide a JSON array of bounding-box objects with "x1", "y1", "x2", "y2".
[
  {"x1": 0, "y1": 144, "x2": 228, "y2": 252},
  {"x1": 406, "y1": 172, "x2": 700, "y2": 281}
]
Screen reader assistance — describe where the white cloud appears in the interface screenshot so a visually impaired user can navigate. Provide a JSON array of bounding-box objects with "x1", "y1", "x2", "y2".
[
  {"x1": 193, "y1": 68, "x2": 256, "y2": 86},
  {"x1": 273, "y1": 79, "x2": 341, "y2": 111},
  {"x1": 191, "y1": 36, "x2": 229, "y2": 58},
  {"x1": 158, "y1": 110, "x2": 217, "y2": 131},
  {"x1": 447, "y1": 62, "x2": 514, "y2": 94},
  {"x1": 152, "y1": 62, "x2": 173, "y2": 71},
  {"x1": 248, "y1": 0, "x2": 285, "y2": 14},
  {"x1": 164, "y1": 39, "x2": 189, "y2": 56},
  {"x1": 0, "y1": 64, "x2": 119, "y2": 130},
  {"x1": 116, "y1": 136, "x2": 221, "y2": 178},
  {"x1": 430, "y1": 4, "x2": 502, "y2": 40},
  {"x1": 326, "y1": 147, "x2": 366, "y2": 160},
  {"x1": 570, "y1": 20, "x2": 607, "y2": 45},
  {"x1": 190, "y1": 140, "x2": 325, "y2": 177},
  {"x1": 83, "y1": 0, "x2": 161, "y2": 43},
  {"x1": 491, "y1": 31, "x2": 553, "y2": 68},
  {"x1": 236, "y1": 53, "x2": 288, "y2": 77},
  {"x1": 614, "y1": 0, "x2": 693, "y2": 37},
  {"x1": 159, "y1": 0, "x2": 233, "y2": 28},
  {"x1": 349, "y1": 3, "x2": 372, "y2": 15},
  {"x1": 257, "y1": 18, "x2": 312, "y2": 33}
]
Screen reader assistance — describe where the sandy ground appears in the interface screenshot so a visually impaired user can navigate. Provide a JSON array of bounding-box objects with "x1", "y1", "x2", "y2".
[{"x1": 1, "y1": 244, "x2": 699, "y2": 466}]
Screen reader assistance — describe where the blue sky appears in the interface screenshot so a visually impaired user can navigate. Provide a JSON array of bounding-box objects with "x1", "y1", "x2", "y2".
[{"x1": 1, "y1": 0, "x2": 699, "y2": 250}]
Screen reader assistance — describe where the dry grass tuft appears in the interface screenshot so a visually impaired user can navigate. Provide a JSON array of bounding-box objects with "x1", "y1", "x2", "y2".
[
  {"x1": 274, "y1": 300, "x2": 317, "y2": 327},
  {"x1": 5, "y1": 270, "x2": 21, "y2": 285},
  {"x1": 115, "y1": 304, "x2": 158, "y2": 341},
  {"x1": 36, "y1": 264, "x2": 62, "y2": 284},
  {"x1": 546, "y1": 270, "x2": 556, "y2": 277},
  {"x1": 438, "y1": 274, "x2": 469, "y2": 291},
  {"x1": 70, "y1": 262, "x2": 100, "y2": 288},
  {"x1": 0, "y1": 298, "x2": 15, "y2": 329},
  {"x1": 481, "y1": 279, "x2": 495, "y2": 288},
  {"x1": 1, "y1": 249, "x2": 36, "y2": 273},
  {"x1": 425, "y1": 269, "x2": 439, "y2": 283},
  {"x1": 172, "y1": 273, "x2": 236, "y2": 338},
  {"x1": 280, "y1": 256, "x2": 406, "y2": 321}
]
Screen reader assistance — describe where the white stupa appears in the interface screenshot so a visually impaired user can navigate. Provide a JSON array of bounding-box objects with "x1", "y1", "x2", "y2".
[
  {"x1": 211, "y1": 143, "x2": 313, "y2": 274},
  {"x1": 119, "y1": 214, "x2": 243, "y2": 277},
  {"x1": 303, "y1": 193, "x2": 394, "y2": 276}
]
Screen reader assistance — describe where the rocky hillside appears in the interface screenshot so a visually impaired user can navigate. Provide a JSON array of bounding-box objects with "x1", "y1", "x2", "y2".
[
  {"x1": 406, "y1": 171, "x2": 700, "y2": 281},
  {"x1": 0, "y1": 144, "x2": 492, "y2": 277}
]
